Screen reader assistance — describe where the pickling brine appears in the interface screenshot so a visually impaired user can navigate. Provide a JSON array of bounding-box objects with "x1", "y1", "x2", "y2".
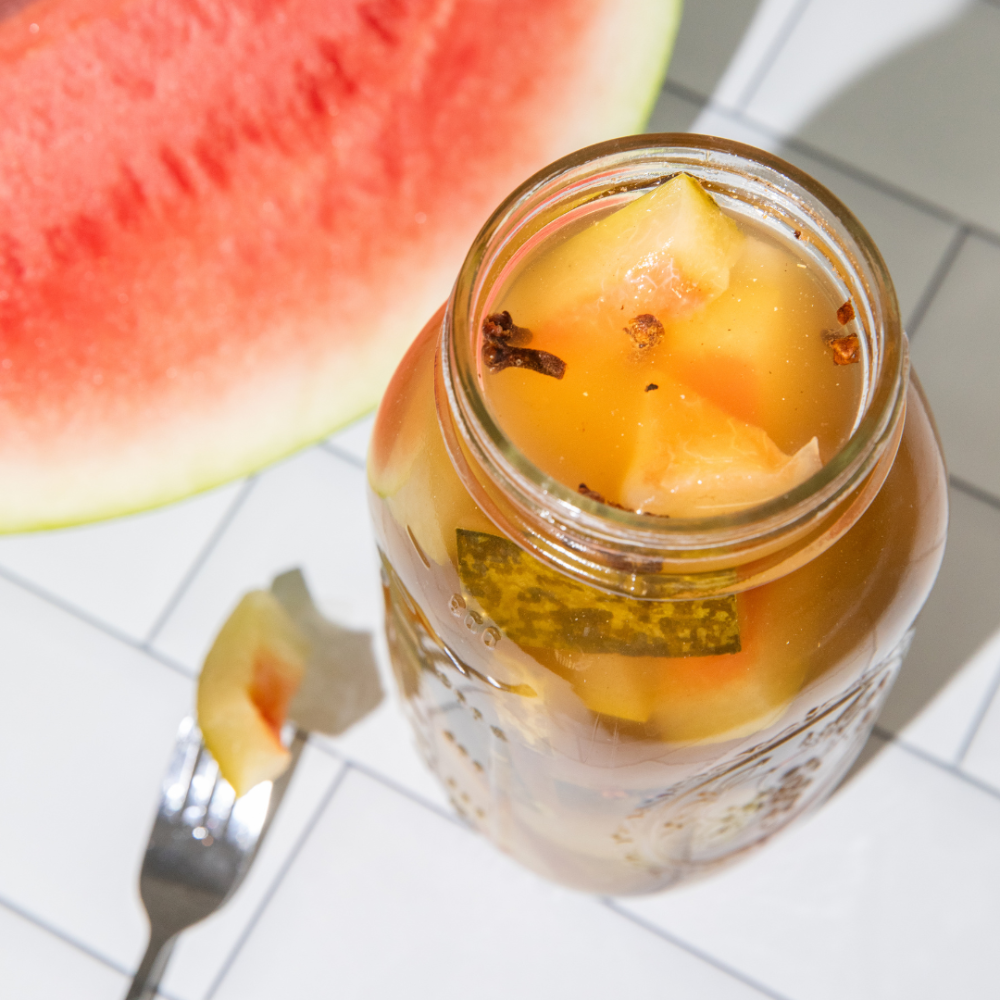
[{"x1": 368, "y1": 136, "x2": 947, "y2": 894}]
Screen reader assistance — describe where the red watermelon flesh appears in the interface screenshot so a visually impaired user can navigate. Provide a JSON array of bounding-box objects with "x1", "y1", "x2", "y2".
[{"x1": 0, "y1": 0, "x2": 680, "y2": 530}]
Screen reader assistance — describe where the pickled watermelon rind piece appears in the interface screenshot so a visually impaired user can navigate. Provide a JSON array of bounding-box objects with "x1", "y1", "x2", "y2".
[
  {"x1": 454, "y1": 528, "x2": 807, "y2": 740},
  {"x1": 197, "y1": 590, "x2": 309, "y2": 798},
  {"x1": 620, "y1": 375, "x2": 823, "y2": 518},
  {"x1": 456, "y1": 528, "x2": 740, "y2": 657},
  {"x1": 506, "y1": 173, "x2": 745, "y2": 334},
  {"x1": 198, "y1": 570, "x2": 383, "y2": 795}
]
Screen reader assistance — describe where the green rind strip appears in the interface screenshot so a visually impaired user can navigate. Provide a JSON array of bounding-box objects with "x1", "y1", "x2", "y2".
[{"x1": 457, "y1": 529, "x2": 739, "y2": 657}]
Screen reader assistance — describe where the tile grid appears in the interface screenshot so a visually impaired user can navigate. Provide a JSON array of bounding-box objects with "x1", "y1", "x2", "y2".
[
  {"x1": 949, "y1": 474, "x2": 1000, "y2": 517},
  {"x1": 0, "y1": 891, "x2": 131, "y2": 982},
  {"x1": 195, "y1": 738, "x2": 812, "y2": 1000},
  {"x1": 1, "y1": 107, "x2": 991, "y2": 1000},
  {"x1": 142, "y1": 476, "x2": 260, "y2": 650},
  {"x1": 660, "y1": 77, "x2": 967, "y2": 304},
  {"x1": 954, "y1": 665, "x2": 1000, "y2": 766},
  {"x1": 201, "y1": 761, "x2": 352, "y2": 1000},
  {"x1": 902, "y1": 225, "x2": 970, "y2": 339},
  {"x1": 601, "y1": 899, "x2": 796, "y2": 1000},
  {"x1": 197, "y1": 744, "x2": 494, "y2": 999},
  {"x1": 0, "y1": 439, "x2": 497, "y2": 998},
  {"x1": 872, "y1": 725, "x2": 1000, "y2": 805},
  {"x1": 315, "y1": 743, "x2": 461, "y2": 829},
  {"x1": 2, "y1": 411, "x2": 988, "y2": 985},
  {"x1": 0, "y1": 559, "x2": 193, "y2": 680},
  {"x1": 2, "y1": 6, "x2": 999, "y2": 997},
  {"x1": 320, "y1": 439, "x2": 367, "y2": 472},
  {"x1": 661, "y1": 72, "x2": 1000, "y2": 249},
  {"x1": 732, "y1": 0, "x2": 813, "y2": 111},
  {"x1": 0, "y1": 451, "x2": 377, "y2": 998}
]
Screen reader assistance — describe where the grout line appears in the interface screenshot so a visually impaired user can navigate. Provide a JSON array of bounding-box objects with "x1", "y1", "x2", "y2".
[
  {"x1": 141, "y1": 646, "x2": 197, "y2": 681},
  {"x1": 0, "y1": 561, "x2": 195, "y2": 679},
  {"x1": 871, "y1": 724, "x2": 1000, "y2": 803},
  {"x1": 736, "y1": 0, "x2": 813, "y2": 110},
  {"x1": 151, "y1": 971, "x2": 185, "y2": 999},
  {"x1": 142, "y1": 476, "x2": 259, "y2": 648},
  {"x1": 319, "y1": 439, "x2": 367, "y2": 472},
  {"x1": 775, "y1": 132, "x2": 963, "y2": 228},
  {"x1": 950, "y1": 474, "x2": 1000, "y2": 515},
  {"x1": 660, "y1": 76, "x2": 716, "y2": 110},
  {"x1": 971, "y1": 224, "x2": 1000, "y2": 251},
  {"x1": 0, "y1": 892, "x2": 131, "y2": 981},
  {"x1": 954, "y1": 659, "x2": 1000, "y2": 767},
  {"x1": 203, "y1": 760, "x2": 352, "y2": 1000},
  {"x1": 660, "y1": 79, "x2": 983, "y2": 235},
  {"x1": 601, "y1": 899, "x2": 796, "y2": 1000},
  {"x1": 904, "y1": 226, "x2": 969, "y2": 338},
  {"x1": 309, "y1": 737, "x2": 464, "y2": 829}
]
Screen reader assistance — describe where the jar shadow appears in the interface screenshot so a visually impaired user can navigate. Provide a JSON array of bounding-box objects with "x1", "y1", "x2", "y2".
[{"x1": 647, "y1": 0, "x2": 1000, "y2": 790}]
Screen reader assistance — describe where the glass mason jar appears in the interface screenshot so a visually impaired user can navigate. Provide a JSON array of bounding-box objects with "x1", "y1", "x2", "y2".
[{"x1": 367, "y1": 135, "x2": 947, "y2": 895}]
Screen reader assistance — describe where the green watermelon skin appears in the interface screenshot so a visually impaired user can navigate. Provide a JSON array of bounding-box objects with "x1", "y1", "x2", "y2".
[{"x1": 0, "y1": 0, "x2": 680, "y2": 530}]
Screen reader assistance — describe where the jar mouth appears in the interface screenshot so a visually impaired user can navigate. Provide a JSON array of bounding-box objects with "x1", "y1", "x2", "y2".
[{"x1": 441, "y1": 134, "x2": 907, "y2": 595}]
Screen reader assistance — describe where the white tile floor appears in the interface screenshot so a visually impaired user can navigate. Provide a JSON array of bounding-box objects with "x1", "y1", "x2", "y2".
[{"x1": 4, "y1": 2, "x2": 1000, "y2": 997}]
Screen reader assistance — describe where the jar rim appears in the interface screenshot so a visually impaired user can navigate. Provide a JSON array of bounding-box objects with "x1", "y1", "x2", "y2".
[{"x1": 440, "y1": 133, "x2": 907, "y2": 596}]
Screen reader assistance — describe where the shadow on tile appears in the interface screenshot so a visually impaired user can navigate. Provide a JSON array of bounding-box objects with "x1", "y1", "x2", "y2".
[
  {"x1": 664, "y1": 0, "x2": 766, "y2": 100},
  {"x1": 885, "y1": 487, "x2": 1000, "y2": 735},
  {"x1": 654, "y1": 6, "x2": 1000, "y2": 790},
  {"x1": 837, "y1": 725, "x2": 892, "y2": 790},
  {"x1": 908, "y1": 234, "x2": 1000, "y2": 499},
  {"x1": 750, "y1": 0, "x2": 1000, "y2": 232},
  {"x1": 841, "y1": 486, "x2": 1000, "y2": 786}
]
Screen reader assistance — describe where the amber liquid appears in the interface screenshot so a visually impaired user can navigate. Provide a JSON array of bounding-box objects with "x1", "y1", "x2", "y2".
[
  {"x1": 368, "y1": 195, "x2": 947, "y2": 894},
  {"x1": 485, "y1": 210, "x2": 864, "y2": 507}
]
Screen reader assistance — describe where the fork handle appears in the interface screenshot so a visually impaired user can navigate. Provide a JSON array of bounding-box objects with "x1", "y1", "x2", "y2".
[{"x1": 124, "y1": 930, "x2": 177, "y2": 1000}]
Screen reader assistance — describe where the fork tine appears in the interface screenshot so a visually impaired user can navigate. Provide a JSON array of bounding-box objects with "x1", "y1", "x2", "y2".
[
  {"x1": 161, "y1": 723, "x2": 201, "y2": 818},
  {"x1": 225, "y1": 779, "x2": 272, "y2": 852},
  {"x1": 125, "y1": 719, "x2": 307, "y2": 1000},
  {"x1": 206, "y1": 775, "x2": 237, "y2": 837},
  {"x1": 183, "y1": 747, "x2": 219, "y2": 824}
]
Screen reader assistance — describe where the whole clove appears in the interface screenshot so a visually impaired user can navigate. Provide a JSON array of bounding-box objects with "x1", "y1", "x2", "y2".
[
  {"x1": 482, "y1": 310, "x2": 532, "y2": 347},
  {"x1": 624, "y1": 313, "x2": 664, "y2": 350},
  {"x1": 822, "y1": 328, "x2": 860, "y2": 365},
  {"x1": 836, "y1": 299, "x2": 855, "y2": 325},
  {"x1": 577, "y1": 482, "x2": 633, "y2": 513},
  {"x1": 482, "y1": 311, "x2": 566, "y2": 379},
  {"x1": 829, "y1": 334, "x2": 860, "y2": 365}
]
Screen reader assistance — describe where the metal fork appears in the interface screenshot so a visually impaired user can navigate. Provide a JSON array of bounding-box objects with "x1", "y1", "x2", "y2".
[{"x1": 125, "y1": 717, "x2": 306, "y2": 1000}]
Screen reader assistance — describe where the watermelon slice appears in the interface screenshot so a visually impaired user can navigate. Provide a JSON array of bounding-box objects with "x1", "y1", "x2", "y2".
[{"x1": 0, "y1": 0, "x2": 680, "y2": 530}]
